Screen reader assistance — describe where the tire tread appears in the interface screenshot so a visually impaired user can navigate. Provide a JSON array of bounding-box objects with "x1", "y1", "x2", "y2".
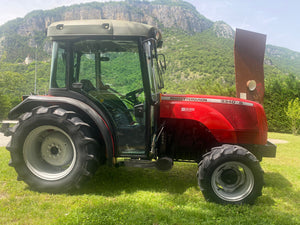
[
  {"x1": 7, "y1": 106, "x2": 102, "y2": 193},
  {"x1": 198, "y1": 144, "x2": 264, "y2": 204}
]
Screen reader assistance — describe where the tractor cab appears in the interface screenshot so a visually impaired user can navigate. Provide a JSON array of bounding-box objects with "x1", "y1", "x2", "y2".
[{"x1": 48, "y1": 20, "x2": 165, "y2": 158}]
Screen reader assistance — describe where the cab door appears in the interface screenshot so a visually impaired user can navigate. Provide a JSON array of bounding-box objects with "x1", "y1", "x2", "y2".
[
  {"x1": 66, "y1": 39, "x2": 164, "y2": 159},
  {"x1": 141, "y1": 39, "x2": 164, "y2": 158}
]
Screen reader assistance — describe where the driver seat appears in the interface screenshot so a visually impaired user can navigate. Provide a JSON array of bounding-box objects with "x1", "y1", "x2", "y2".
[
  {"x1": 80, "y1": 79, "x2": 134, "y2": 127},
  {"x1": 80, "y1": 79, "x2": 96, "y2": 92}
]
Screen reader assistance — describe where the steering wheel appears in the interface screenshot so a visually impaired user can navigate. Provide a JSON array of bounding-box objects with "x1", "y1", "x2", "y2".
[{"x1": 122, "y1": 88, "x2": 144, "y2": 105}]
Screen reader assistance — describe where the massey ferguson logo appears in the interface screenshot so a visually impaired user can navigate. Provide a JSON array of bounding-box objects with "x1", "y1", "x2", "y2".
[{"x1": 161, "y1": 96, "x2": 254, "y2": 107}]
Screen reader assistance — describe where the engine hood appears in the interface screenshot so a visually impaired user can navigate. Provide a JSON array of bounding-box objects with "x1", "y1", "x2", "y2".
[{"x1": 160, "y1": 94, "x2": 268, "y2": 145}]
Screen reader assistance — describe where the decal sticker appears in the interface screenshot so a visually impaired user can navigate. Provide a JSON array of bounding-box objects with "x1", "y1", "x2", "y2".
[
  {"x1": 181, "y1": 107, "x2": 195, "y2": 112},
  {"x1": 161, "y1": 96, "x2": 254, "y2": 107},
  {"x1": 240, "y1": 93, "x2": 247, "y2": 99}
]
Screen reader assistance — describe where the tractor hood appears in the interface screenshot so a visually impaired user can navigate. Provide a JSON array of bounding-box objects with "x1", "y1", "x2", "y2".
[{"x1": 160, "y1": 94, "x2": 268, "y2": 145}]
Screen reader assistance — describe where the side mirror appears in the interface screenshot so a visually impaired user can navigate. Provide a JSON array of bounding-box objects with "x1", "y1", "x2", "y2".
[
  {"x1": 157, "y1": 54, "x2": 166, "y2": 89},
  {"x1": 158, "y1": 54, "x2": 166, "y2": 71}
]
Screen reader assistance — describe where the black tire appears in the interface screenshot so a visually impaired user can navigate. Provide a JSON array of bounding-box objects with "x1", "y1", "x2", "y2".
[
  {"x1": 197, "y1": 144, "x2": 264, "y2": 204},
  {"x1": 7, "y1": 106, "x2": 102, "y2": 193}
]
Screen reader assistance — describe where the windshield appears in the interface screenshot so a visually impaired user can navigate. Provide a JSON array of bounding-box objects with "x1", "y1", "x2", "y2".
[{"x1": 50, "y1": 40, "x2": 142, "y2": 91}]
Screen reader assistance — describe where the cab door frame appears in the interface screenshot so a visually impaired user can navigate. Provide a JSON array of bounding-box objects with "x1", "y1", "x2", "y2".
[{"x1": 138, "y1": 38, "x2": 162, "y2": 158}]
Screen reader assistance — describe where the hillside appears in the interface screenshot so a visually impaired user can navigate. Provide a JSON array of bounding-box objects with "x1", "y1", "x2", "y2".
[
  {"x1": 0, "y1": 0, "x2": 214, "y2": 62},
  {"x1": 265, "y1": 45, "x2": 300, "y2": 76},
  {"x1": 0, "y1": 0, "x2": 239, "y2": 94},
  {"x1": 1, "y1": 0, "x2": 299, "y2": 77},
  {"x1": 0, "y1": 0, "x2": 299, "y2": 79}
]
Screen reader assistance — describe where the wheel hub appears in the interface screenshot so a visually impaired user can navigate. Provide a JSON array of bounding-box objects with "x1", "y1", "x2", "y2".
[
  {"x1": 220, "y1": 169, "x2": 238, "y2": 185},
  {"x1": 50, "y1": 146, "x2": 59, "y2": 155},
  {"x1": 41, "y1": 132, "x2": 73, "y2": 167},
  {"x1": 211, "y1": 161, "x2": 254, "y2": 202},
  {"x1": 23, "y1": 125, "x2": 77, "y2": 181}
]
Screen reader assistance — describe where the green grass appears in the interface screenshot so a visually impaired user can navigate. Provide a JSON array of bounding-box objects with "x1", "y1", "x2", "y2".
[{"x1": 0, "y1": 132, "x2": 299, "y2": 225}]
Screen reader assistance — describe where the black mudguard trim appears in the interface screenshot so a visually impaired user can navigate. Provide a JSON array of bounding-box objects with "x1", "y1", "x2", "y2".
[
  {"x1": 241, "y1": 141, "x2": 277, "y2": 161},
  {"x1": 8, "y1": 95, "x2": 115, "y2": 166},
  {"x1": 258, "y1": 141, "x2": 277, "y2": 158}
]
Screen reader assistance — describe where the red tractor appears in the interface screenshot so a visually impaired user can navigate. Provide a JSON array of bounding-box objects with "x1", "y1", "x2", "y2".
[{"x1": 2, "y1": 20, "x2": 276, "y2": 204}]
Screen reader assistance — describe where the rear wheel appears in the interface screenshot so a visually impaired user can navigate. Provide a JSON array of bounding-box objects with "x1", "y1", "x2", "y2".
[
  {"x1": 7, "y1": 106, "x2": 102, "y2": 193},
  {"x1": 197, "y1": 145, "x2": 264, "y2": 204}
]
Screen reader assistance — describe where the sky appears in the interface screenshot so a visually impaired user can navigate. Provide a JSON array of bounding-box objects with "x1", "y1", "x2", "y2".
[{"x1": 0, "y1": 0, "x2": 299, "y2": 52}]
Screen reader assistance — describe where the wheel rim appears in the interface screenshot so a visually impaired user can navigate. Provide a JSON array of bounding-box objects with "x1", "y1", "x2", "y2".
[
  {"x1": 23, "y1": 126, "x2": 77, "y2": 181},
  {"x1": 211, "y1": 161, "x2": 254, "y2": 202}
]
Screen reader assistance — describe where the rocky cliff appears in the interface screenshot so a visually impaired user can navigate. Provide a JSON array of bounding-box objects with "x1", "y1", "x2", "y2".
[
  {"x1": 213, "y1": 21, "x2": 235, "y2": 39},
  {"x1": 15, "y1": 1, "x2": 214, "y2": 35},
  {"x1": 0, "y1": 0, "x2": 235, "y2": 62}
]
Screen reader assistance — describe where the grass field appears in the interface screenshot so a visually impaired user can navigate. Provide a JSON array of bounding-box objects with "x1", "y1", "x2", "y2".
[{"x1": 0, "y1": 132, "x2": 299, "y2": 225}]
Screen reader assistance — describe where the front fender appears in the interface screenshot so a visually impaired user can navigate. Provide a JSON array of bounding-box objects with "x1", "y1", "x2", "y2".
[{"x1": 9, "y1": 95, "x2": 115, "y2": 166}]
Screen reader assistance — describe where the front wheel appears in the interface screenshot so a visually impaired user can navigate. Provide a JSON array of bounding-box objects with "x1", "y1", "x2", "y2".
[
  {"x1": 7, "y1": 106, "x2": 102, "y2": 193},
  {"x1": 197, "y1": 145, "x2": 264, "y2": 204}
]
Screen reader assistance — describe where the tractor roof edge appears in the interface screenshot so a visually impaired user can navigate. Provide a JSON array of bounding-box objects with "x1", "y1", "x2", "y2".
[{"x1": 47, "y1": 19, "x2": 162, "y2": 41}]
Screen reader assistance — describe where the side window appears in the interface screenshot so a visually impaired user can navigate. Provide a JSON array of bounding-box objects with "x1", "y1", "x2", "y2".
[
  {"x1": 101, "y1": 52, "x2": 143, "y2": 95},
  {"x1": 50, "y1": 42, "x2": 66, "y2": 88},
  {"x1": 78, "y1": 54, "x2": 96, "y2": 86},
  {"x1": 69, "y1": 41, "x2": 145, "y2": 131},
  {"x1": 56, "y1": 48, "x2": 67, "y2": 88}
]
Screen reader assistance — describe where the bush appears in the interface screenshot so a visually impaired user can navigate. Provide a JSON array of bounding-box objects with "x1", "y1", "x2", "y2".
[
  {"x1": 264, "y1": 74, "x2": 300, "y2": 133},
  {"x1": 0, "y1": 93, "x2": 12, "y2": 120},
  {"x1": 286, "y1": 98, "x2": 300, "y2": 135}
]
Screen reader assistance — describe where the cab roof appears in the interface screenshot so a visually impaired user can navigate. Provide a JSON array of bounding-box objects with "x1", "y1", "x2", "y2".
[{"x1": 47, "y1": 19, "x2": 162, "y2": 42}]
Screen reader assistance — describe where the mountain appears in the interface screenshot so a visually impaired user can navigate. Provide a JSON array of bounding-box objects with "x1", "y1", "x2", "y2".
[
  {"x1": 0, "y1": 0, "x2": 212, "y2": 35},
  {"x1": 213, "y1": 21, "x2": 235, "y2": 39},
  {"x1": 0, "y1": 0, "x2": 299, "y2": 78},
  {"x1": 1, "y1": 0, "x2": 299, "y2": 84},
  {"x1": 0, "y1": 1, "x2": 207, "y2": 58},
  {"x1": 265, "y1": 45, "x2": 300, "y2": 76},
  {"x1": 0, "y1": 0, "x2": 230, "y2": 62}
]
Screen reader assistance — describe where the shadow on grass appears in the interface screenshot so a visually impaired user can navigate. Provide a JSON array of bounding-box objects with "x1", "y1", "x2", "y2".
[
  {"x1": 59, "y1": 170, "x2": 300, "y2": 225},
  {"x1": 54, "y1": 167, "x2": 300, "y2": 225},
  {"x1": 260, "y1": 172, "x2": 300, "y2": 209},
  {"x1": 264, "y1": 172, "x2": 293, "y2": 189},
  {"x1": 71, "y1": 162, "x2": 199, "y2": 197},
  {"x1": 72, "y1": 167, "x2": 300, "y2": 207}
]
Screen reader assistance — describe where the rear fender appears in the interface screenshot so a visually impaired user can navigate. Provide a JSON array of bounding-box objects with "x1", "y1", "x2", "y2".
[{"x1": 8, "y1": 95, "x2": 115, "y2": 166}]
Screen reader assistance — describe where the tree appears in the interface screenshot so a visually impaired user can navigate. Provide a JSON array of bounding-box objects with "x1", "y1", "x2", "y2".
[
  {"x1": 0, "y1": 92, "x2": 12, "y2": 120},
  {"x1": 264, "y1": 74, "x2": 300, "y2": 133},
  {"x1": 285, "y1": 98, "x2": 300, "y2": 135}
]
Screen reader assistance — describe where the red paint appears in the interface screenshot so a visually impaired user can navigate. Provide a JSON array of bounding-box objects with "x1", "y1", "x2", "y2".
[{"x1": 160, "y1": 94, "x2": 268, "y2": 145}]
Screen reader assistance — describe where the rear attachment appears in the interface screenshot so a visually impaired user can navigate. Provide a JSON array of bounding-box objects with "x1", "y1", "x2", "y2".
[{"x1": 234, "y1": 29, "x2": 266, "y2": 104}]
